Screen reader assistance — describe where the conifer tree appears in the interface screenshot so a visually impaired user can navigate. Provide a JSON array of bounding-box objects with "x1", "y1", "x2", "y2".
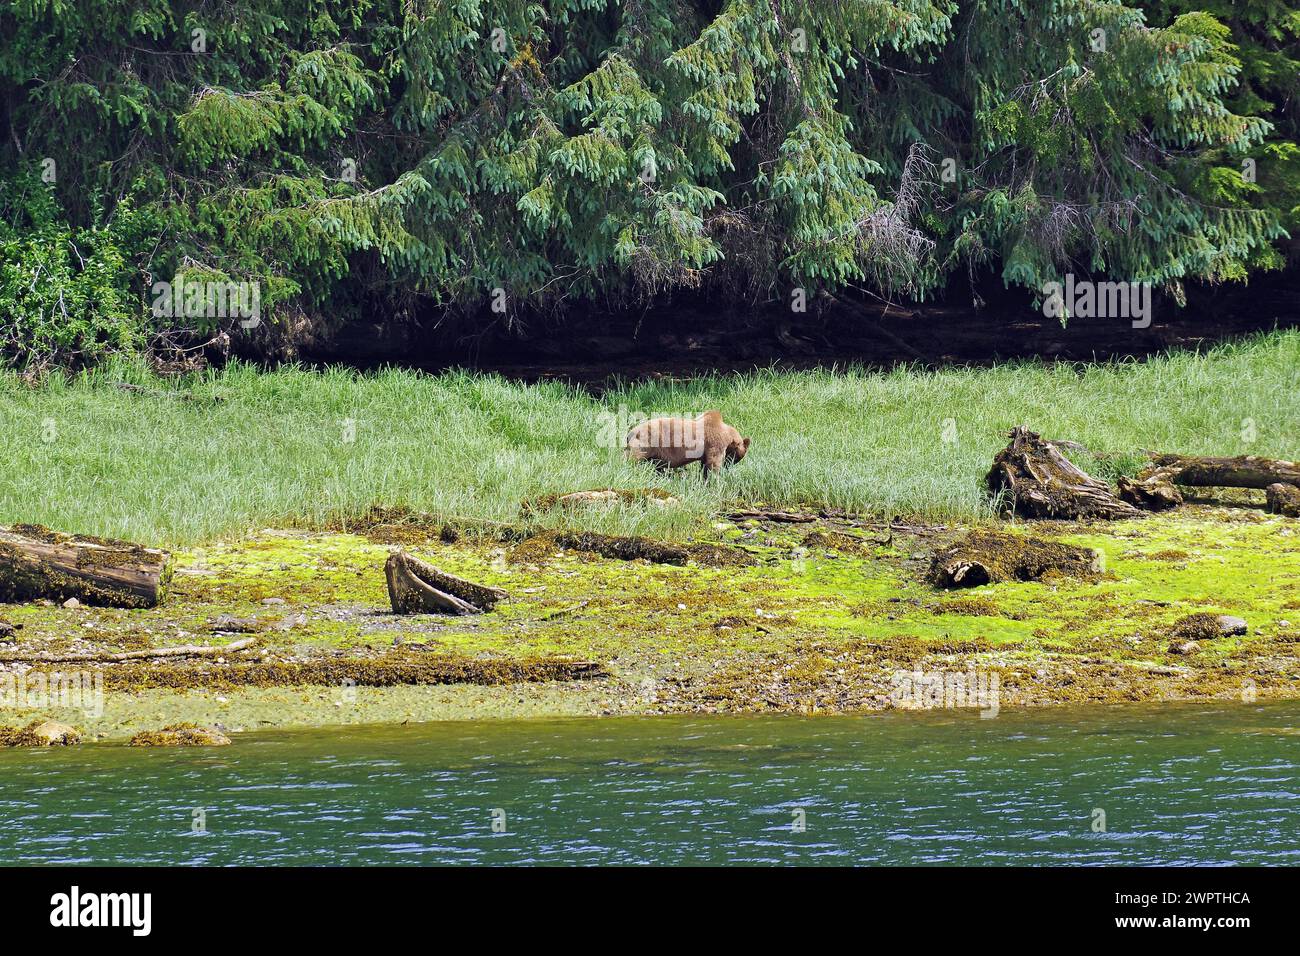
[{"x1": 0, "y1": 0, "x2": 1291, "y2": 366}]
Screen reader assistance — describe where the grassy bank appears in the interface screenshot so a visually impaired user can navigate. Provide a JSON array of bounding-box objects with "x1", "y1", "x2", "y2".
[{"x1": 1, "y1": 331, "x2": 1297, "y2": 546}]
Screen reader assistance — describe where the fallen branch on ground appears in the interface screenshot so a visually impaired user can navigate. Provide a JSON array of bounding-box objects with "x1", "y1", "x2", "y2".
[{"x1": 0, "y1": 637, "x2": 258, "y2": 664}]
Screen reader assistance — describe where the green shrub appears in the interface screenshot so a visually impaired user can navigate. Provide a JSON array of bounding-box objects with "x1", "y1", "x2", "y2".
[{"x1": 0, "y1": 175, "x2": 151, "y2": 368}]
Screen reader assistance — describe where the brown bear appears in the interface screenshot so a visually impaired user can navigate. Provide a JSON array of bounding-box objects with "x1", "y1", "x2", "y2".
[{"x1": 625, "y1": 410, "x2": 750, "y2": 475}]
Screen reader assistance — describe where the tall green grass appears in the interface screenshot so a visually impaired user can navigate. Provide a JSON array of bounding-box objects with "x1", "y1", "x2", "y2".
[{"x1": 1, "y1": 330, "x2": 1296, "y2": 545}]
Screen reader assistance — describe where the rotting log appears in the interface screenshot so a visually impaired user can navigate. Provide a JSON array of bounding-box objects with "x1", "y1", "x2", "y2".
[
  {"x1": 929, "y1": 530, "x2": 1105, "y2": 589},
  {"x1": 552, "y1": 532, "x2": 689, "y2": 564},
  {"x1": 386, "y1": 551, "x2": 506, "y2": 615},
  {"x1": 0, "y1": 525, "x2": 170, "y2": 608},
  {"x1": 1266, "y1": 482, "x2": 1300, "y2": 518},
  {"x1": 987, "y1": 427, "x2": 1140, "y2": 520},
  {"x1": 1139, "y1": 454, "x2": 1300, "y2": 490},
  {"x1": 726, "y1": 509, "x2": 818, "y2": 524}
]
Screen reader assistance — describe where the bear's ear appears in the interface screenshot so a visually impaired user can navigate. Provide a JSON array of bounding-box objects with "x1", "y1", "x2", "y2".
[{"x1": 742, "y1": 437, "x2": 751, "y2": 452}]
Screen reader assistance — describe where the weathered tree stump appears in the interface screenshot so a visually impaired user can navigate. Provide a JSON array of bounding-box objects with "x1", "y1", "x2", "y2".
[
  {"x1": 929, "y1": 531, "x2": 1105, "y2": 589},
  {"x1": 1265, "y1": 482, "x2": 1300, "y2": 517},
  {"x1": 0, "y1": 525, "x2": 170, "y2": 608},
  {"x1": 385, "y1": 551, "x2": 506, "y2": 615},
  {"x1": 987, "y1": 427, "x2": 1140, "y2": 520}
]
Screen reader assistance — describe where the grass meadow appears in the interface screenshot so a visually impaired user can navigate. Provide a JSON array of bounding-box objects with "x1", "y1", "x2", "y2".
[{"x1": 1, "y1": 330, "x2": 1296, "y2": 546}]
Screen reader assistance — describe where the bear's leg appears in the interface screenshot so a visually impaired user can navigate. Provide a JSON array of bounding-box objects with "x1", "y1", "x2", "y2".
[{"x1": 701, "y1": 447, "x2": 726, "y2": 476}]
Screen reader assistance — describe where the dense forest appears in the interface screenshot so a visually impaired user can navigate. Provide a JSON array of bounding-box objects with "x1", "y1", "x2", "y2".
[{"x1": 1, "y1": 0, "x2": 1297, "y2": 368}]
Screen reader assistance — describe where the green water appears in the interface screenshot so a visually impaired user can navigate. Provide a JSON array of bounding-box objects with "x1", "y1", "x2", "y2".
[{"x1": 2, "y1": 702, "x2": 1299, "y2": 865}]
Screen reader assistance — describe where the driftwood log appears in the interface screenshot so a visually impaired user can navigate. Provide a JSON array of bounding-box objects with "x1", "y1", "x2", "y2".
[
  {"x1": 0, "y1": 525, "x2": 170, "y2": 608},
  {"x1": 1140, "y1": 454, "x2": 1300, "y2": 490},
  {"x1": 987, "y1": 427, "x2": 1140, "y2": 520},
  {"x1": 1125, "y1": 454, "x2": 1300, "y2": 514},
  {"x1": 386, "y1": 551, "x2": 506, "y2": 614}
]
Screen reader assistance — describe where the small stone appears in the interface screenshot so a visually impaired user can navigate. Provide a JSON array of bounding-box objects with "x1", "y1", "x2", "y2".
[
  {"x1": 261, "y1": 597, "x2": 286, "y2": 605},
  {"x1": 1168, "y1": 640, "x2": 1199, "y2": 656},
  {"x1": 1216, "y1": 615, "x2": 1248, "y2": 636},
  {"x1": 62, "y1": 598, "x2": 80, "y2": 609}
]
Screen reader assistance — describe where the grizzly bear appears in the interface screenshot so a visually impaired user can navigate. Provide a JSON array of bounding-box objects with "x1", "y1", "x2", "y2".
[{"x1": 625, "y1": 410, "x2": 751, "y2": 475}]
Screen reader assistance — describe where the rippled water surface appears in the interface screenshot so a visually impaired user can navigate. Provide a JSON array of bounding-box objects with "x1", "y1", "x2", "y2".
[{"x1": 2, "y1": 703, "x2": 1299, "y2": 865}]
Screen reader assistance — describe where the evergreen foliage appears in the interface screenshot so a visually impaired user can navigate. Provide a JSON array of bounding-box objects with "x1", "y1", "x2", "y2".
[{"x1": 0, "y1": 0, "x2": 1294, "y2": 365}]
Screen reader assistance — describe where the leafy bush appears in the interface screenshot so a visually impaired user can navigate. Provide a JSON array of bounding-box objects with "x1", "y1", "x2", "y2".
[{"x1": 0, "y1": 176, "x2": 151, "y2": 368}]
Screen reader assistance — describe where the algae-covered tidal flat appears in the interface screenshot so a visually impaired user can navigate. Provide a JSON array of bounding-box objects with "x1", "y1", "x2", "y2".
[{"x1": 2, "y1": 498, "x2": 1297, "y2": 740}]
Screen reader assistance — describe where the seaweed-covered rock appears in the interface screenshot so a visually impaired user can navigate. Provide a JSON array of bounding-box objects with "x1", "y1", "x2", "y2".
[
  {"x1": 802, "y1": 529, "x2": 875, "y2": 555},
  {"x1": 129, "y1": 723, "x2": 232, "y2": 747},
  {"x1": 929, "y1": 531, "x2": 1104, "y2": 589},
  {"x1": 0, "y1": 720, "x2": 82, "y2": 747},
  {"x1": 1168, "y1": 613, "x2": 1247, "y2": 641}
]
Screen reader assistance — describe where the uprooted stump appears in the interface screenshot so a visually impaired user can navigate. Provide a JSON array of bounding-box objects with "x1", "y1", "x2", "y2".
[
  {"x1": 0, "y1": 524, "x2": 171, "y2": 609},
  {"x1": 929, "y1": 530, "x2": 1105, "y2": 589},
  {"x1": 1266, "y1": 482, "x2": 1300, "y2": 517},
  {"x1": 987, "y1": 427, "x2": 1140, "y2": 520},
  {"x1": 385, "y1": 551, "x2": 506, "y2": 615}
]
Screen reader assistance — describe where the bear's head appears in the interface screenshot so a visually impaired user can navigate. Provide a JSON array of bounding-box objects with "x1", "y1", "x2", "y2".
[{"x1": 726, "y1": 436, "x2": 751, "y2": 464}]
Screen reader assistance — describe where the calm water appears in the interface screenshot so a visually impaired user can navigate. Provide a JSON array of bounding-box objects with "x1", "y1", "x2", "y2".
[{"x1": 2, "y1": 703, "x2": 1299, "y2": 865}]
